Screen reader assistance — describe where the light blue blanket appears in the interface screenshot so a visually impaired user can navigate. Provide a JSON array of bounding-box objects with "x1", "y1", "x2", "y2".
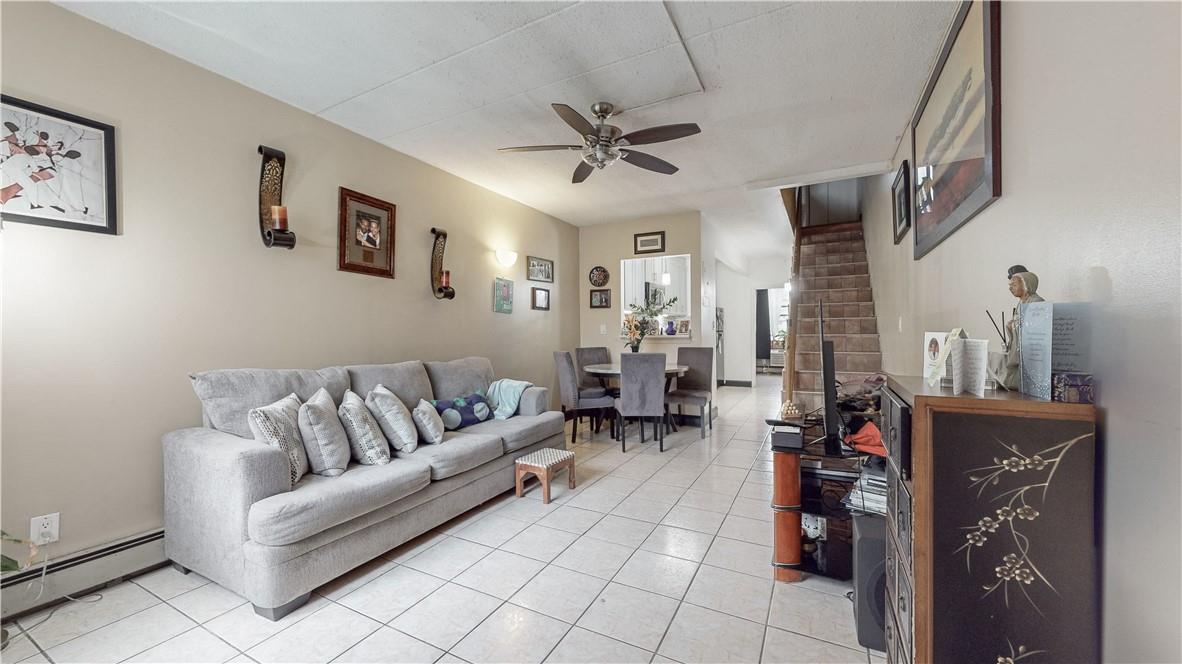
[{"x1": 487, "y1": 378, "x2": 533, "y2": 420}]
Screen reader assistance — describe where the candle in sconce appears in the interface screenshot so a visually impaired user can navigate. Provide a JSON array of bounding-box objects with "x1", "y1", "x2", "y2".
[
  {"x1": 441, "y1": 270, "x2": 451, "y2": 288},
  {"x1": 270, "y1": 205, "x2": 288, "y2": 231}
]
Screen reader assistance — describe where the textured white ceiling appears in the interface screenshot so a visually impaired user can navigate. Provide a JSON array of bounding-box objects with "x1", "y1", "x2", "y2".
[{"x1": 58, "y1": 1, "x2": 959, "y2": 261}]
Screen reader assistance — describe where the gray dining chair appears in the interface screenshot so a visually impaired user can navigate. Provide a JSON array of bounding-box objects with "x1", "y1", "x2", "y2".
[
  {"x1": 665, "y1": 346, "x2": 714, "y2": 438},
  {"x1": 555, "y1": 351, "x2": 615, "y2": 443},
  {"x1": 575, "y1": 346, "x2": 611, "y2": 399},
  {"x1": 615, "y1": 352, "x2": 668, "y2": 452}
]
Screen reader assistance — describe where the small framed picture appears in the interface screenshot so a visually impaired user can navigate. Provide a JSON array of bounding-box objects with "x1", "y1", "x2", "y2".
[
  {"x1": 589, "y1": 289, "x2": 611, "y2": 309},
  {"x1": 493, "y1": 277, "x2": 513, "y2": 314},
  {"x1": 338, "y1": 187, "x2": 395, "y2": 278},
  {"x1": 676, "y1": 319, "x2": 691, "y2": 335},
  {"x1": 1, "y1": 95, "x2": 117, "y2": 234},
  {"x1": 891, "y1": 160, "x2": 911, "y2": 245},
  {"x1": 526, "y1": 256, "x2": 554, "y2": 282},
  {"x1": 531, "y1": 287, "x2": 550, "y2": 311},
  {"x1": 633, "y1": 231, "x2": 666, "y2": 254}
]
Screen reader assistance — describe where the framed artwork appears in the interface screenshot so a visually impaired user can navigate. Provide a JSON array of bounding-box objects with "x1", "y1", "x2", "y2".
[
  {"x1": 892, "y1": 160, "x2": 911, "y2": 245},
  {"x1": 633, "y1": 231, "x2": 666, "y2": 254},
  {"x1": 911, "y1": 0, "x2": 1001, "y2": 259},
  {"x1": 676, "y1": 319, "x2": 691, "y2": 335},
  {"x1": 589, "y1": 289, "x2": 611, "y2": 308},
  {"x1": 531, "y1": 287, "x2": 550, "y2": 311},
  {"x1": 526, "y1": 256, "x2": 554, "y2": 282},
  {"x1": 588, "y1": 265, "x2": 610, "y2": 287},
  {"x1": 493, "y1": 277, "x2": 513, "y2": 314},
  {"x1": 338, "y1": 187, "x2": 395, "y2": 278},
  {"x1": 1, "y1": 95, "x2": 117, "y2": 234}
]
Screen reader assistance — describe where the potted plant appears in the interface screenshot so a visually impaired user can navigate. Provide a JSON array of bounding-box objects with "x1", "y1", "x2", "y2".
[{"x1": 624, "y1": 294, "x2": 679, "y2": 352}]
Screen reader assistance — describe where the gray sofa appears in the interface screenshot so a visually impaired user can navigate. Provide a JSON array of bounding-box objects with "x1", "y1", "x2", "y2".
[{"x1": 163, "y1": 357, "x2": 565, "y2": 620}]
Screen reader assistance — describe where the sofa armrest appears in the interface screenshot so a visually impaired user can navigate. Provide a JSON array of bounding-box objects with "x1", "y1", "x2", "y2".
[
  {"x1": 162, "y1": 427, "x2": 289, "y2": 592},
  {"x1": 517, "y1": 386, "x2": 550, "y2": 416}
]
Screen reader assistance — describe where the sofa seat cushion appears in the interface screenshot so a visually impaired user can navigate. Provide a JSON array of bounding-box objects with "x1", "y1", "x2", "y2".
[
  {"x1": 396, "y1": 431, "x2": 502, "y2": 479},
  {"x1": 463, "y1": 411, "x2": 565, "y2": 453},
  {"x1": 248, "y1": 459, "x2": 431, "y2": 546}
]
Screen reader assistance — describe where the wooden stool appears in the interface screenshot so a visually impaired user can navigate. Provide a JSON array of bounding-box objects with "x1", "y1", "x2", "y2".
[{"x1": 515, "y1": 448, "x2": 576, "y2": 504}]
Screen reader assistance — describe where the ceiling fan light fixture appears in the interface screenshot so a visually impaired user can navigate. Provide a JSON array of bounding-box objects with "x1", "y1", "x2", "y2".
[{"x1": 581, "y1": 144, "x2": 621, "y2": 169}]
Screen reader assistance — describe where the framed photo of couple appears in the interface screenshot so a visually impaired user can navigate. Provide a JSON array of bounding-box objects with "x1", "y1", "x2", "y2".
[{"x1": 338, "y1": 187, "x2": 395, "y2": 278}]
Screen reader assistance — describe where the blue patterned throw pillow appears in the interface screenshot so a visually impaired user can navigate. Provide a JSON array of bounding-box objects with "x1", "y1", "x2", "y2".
[{"x1": 432, "y1": 393, "x2": 492, "y2": 431}]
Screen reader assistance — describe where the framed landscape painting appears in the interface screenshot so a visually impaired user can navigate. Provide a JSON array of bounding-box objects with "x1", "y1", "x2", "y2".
[
  {"x1": 0, "y1": 95, "x2": 117, "y2": 234},
  {"x1": 526, "y1": 256, "x2": 554, "y2": 282},
  {"x1": 911, "y1": 0, "x2": 1001, "y2": 259},
  {"x1": 633, "y1": 231, "x2": 666, "y2": 255},
  {"x1": 338, "y1": 187, "x2": 395, "y2": 278}
]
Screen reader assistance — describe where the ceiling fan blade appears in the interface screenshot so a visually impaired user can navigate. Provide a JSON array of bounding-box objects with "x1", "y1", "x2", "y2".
[
  {"x1": 619, "y1": 123, "x2": 701, "y2": 146},
  {"x1": 572, "y1": 161, "x2": 594, "y2": 184},
  {"x1": 498, "y1": 145, "x2": 581, "y2": 152},
  {"x1": 552, "y1": 103, "x2": 596, "y2": 137},
  {"x1": 620, "y1": 150, "x2": 678, "y2": 175}
]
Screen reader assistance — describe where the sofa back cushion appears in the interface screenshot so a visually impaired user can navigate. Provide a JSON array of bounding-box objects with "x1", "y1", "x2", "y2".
[
  {"x1": 191, "y1": 367, "x2": 349, "y2": 438},
  {"x1": 344, "y1": 361, "x2": 433, "y2": 409},
  {"x1": 424, "y1": 357, "x2": 495, "y2": 401}
]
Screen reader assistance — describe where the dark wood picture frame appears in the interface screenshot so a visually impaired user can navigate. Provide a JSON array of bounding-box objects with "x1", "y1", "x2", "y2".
[
  {"x1": 589, "y1": 289, "x2": 611, "y2": 309},
  {"x1": 530, "y1": 287, "x2": 550, "y2": 311},
  {"x1": 526, "y1": 255, "x2": 554, "y2": 283},
  {"x1": 0, "y1": 95, "x2": 117, "y2": 234},
  {"x1": 338, "y1": 187, "x2": 396, "y2": 278},
  {"x1": 633, "y1": 231, "x2": 666, "y2": 255},
  {"x1": 911, "y1": 0, "x2": 1001, "y2": 259},
  {"x1": 892, "y1": 160, "x2": 911, "y2": 245}
]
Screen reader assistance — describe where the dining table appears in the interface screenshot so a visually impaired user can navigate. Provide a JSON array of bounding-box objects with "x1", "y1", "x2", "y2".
[{"x1": 583, "y1": 362, "x2": 689, "y2": 432}]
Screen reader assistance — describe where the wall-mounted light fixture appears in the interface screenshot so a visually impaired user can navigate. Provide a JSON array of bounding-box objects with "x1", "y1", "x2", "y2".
[
  {"x1": 495, "y1": 249, "x2": 518, "y2": 267},
  {"x1": 430, "y1": 227, "x2": 455, "y2": 300},
  {"x1": 258, "y1": 145, "x2": 296, "y2": 249}
]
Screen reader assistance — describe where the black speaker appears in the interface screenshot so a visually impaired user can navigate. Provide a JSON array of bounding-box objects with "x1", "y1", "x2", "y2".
[{"x1": 853, "y1": 514, "x2": 886, "y2": 652}]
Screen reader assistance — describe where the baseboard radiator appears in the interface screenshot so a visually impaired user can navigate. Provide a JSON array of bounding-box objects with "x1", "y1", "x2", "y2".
[{"x1": 1, "y1": 530, "x2": 166, "y2": 621}]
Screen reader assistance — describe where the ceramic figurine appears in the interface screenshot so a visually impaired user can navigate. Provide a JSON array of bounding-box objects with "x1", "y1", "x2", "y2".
[{"x1": 1000, "y1": 268, "x2": 1045, "y2": 389}]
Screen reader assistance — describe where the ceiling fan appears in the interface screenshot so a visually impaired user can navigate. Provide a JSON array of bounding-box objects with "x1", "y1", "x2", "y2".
[{"x1": 498, "y1": 102, "x2": 701, "y2": 184}]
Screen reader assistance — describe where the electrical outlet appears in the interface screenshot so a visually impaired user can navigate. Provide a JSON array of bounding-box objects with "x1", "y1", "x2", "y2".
[
  {"x1": 801, "y1": 513, "x2": 827, "y2": 541},
  {"x1": 30, "y1": 513, "x2": 59, "y2": 545}
]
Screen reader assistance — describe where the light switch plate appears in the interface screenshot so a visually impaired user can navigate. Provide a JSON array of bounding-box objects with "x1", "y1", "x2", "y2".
[{"x1": 599, "y1": 324, "x2": 607, "y2": 335}]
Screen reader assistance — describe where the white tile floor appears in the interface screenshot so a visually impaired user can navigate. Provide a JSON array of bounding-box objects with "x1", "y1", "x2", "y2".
[{"x1": 1, "y1": 375, "x2": 883, "y2": 664}]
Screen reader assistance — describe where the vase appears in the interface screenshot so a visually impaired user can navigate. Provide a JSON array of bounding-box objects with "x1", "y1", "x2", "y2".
[
  {"x1": 629, "y1": 343, "x2": 640, "y2": 353},
  {"x1": 665, "y1": 321, "x2": 676, "y2": 335}
]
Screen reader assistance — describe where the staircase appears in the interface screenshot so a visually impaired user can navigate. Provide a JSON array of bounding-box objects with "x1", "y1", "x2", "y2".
[{"x1": 790, "y1": 223, "x2": 881, "y2": 412}]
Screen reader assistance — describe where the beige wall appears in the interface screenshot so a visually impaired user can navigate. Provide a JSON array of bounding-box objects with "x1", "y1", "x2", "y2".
[
  {"x1": 578, "y1": 213, "x2": 702, "y2": 363},
  {"x1": 860, "y1": 3, "x2": 1181, "y2": 661},
  {"x1": 0, "y1": 3, "x2": 579, "y2": 558}
]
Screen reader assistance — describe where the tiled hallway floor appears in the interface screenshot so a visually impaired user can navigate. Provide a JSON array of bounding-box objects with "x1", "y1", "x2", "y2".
[{"x1": 3, "y1": 376, "x2": 881, "y2": 664}]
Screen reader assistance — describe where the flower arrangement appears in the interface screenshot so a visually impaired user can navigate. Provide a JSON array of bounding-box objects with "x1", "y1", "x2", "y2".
[{"x1": 623, "y1": 293, "x2": 679, "y2": 351}]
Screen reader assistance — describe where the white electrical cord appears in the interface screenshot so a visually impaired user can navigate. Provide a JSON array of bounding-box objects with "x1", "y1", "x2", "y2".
[{"x1": 0, "y1": 547, "x2": 104, "y2": 653}]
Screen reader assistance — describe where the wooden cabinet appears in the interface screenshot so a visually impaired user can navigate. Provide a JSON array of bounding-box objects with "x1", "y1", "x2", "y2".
[{"x1": 883, "y1": 376, "x2": 1098, "y2": 664}]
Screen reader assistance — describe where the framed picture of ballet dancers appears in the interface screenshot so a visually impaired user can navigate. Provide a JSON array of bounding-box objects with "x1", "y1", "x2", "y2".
[
  {"x1": 338, "y1": 187, "x2": 396, "y2": 279},
  {"x1": 1, "y1": 95, "x2": 117, "y2": 234}
]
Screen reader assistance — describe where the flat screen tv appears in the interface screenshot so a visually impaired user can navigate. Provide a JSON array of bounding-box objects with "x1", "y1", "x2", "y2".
[{"x1": 817, "y1": 299, "x2": 844, "y2": 456}]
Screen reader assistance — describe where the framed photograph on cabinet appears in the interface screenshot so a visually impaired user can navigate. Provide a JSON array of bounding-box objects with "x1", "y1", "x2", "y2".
[
  {"x1": 633, "y1": 231, "x2": 666, "y2": 254},
  {"x1": 892, "y1": 160, "x2": 911, "y2": 245},
  {"x1": 0, "y1": 95, "x2": 117, "y2": 234},
  {"x1": 526, "y1": 255, "x2": 554, "y2": 282},
  {"x1": 589, "y1": 289, "x2": 611, "y2": 309},
  {"x1": 530, "y1": 287, "x2": 550, "y2": 311},
  {"x1": 911, "y1": 0, "x2": 1001, "y2": 259},
  {"x1": 338, "y1": 187, "x2": 395, "y2": 278}
]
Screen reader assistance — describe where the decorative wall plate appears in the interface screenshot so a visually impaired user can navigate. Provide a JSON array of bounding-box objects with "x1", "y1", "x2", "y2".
[{"x1": 588, "y1": 265, "x2": 610, "y2": 287}]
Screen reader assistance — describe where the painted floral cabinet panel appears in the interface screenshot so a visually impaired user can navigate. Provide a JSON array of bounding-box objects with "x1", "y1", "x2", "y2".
[{"x1": 930, "y1": 412, "x2": 1097, "y2": 663}]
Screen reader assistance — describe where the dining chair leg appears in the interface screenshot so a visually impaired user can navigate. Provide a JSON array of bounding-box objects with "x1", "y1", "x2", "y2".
[
  {"x1": 658, "y1": 417, "x2": 664, "y2": 453},
  {"x1": 618, "y1": 410, "x2": 626, "y2": 452},
  {"x1": 571, "y1": 413, "x2": 578, "y2": 444},
  {"x1": 699, "y1": 405, "x2": 707, "y2": 439},
  {"x1": 708, "y1": 400, "x2": 713, "y2": 430},
  {"x1": 640, "y1": 417, "x2": 646, "y2": 444}
]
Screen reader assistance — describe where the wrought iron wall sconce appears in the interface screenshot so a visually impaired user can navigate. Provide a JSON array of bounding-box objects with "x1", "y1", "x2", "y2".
[
  {"x1": 258, "y1": 145, "x2": 296, "y2": 249},
  {"x1": 430, "y1": 227, "x2": 455, "y2": 299}
]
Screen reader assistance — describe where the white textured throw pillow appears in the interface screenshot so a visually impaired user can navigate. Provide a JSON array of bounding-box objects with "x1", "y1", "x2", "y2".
[
  {"x1": 297, "y1": 387, "x2": 350, "y2": 476},
  {"x1": 247, "y1": 393, "x2": 309, "y2": 486},
  {"x1": 338, "y1": 390, "x2": 391, "y2": 465},
  {"x1": 412, "y1": 399, "x2": 445, "y2": 445},
  {"x1": 366, "y1": 385, "x2": 419, "y2": 454}
]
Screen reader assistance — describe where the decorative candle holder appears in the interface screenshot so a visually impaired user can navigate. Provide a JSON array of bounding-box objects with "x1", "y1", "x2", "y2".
[
  {"x1": 258, "y1": 145, "x2": 296, "y2": 249},
  {"x1": 430, "y1": 227, "x2": 455, "y2": 299}
]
